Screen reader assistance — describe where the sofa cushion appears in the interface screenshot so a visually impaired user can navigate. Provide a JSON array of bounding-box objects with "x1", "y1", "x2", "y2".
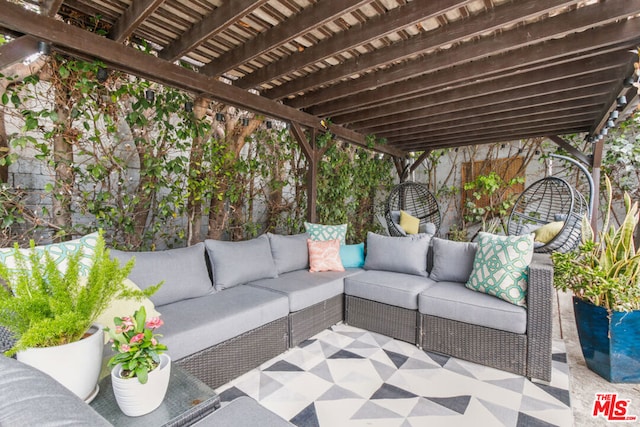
[
  {"x1": 308, "y1": 239, "x2": 345, "y2": 272},
  {"x1": 533, "y1": 221, "x2": 564, "y2": 243},
  {"x1": 248, "y1": 269, "x2": 360, "y2": 312},
  {"x1": 267, "y1": 233, "x2": 309, "y2": 274},
  {"x1": 304, "y1": 222, "x2": 347, "y2": 244},
  {"x1": 429, "y1": 238, "x2": 477, "y2": 283},
  {"x1": 466, "y1": 232, "x2": 534, "y2": 307},
  {"x1": 0, "y1": 232, "x2": 99, "y2": 276},
  {"x1": 419, "y1": 281, "x2": 527, "y2": 334},
  {"x1": 364, "y1": 232, "x2": 430, "y2": 277},
  {"x1": 344, "y1": 270, "x2": 434, "y2": 310},
  {"x1": 110, "y1": 242, "x2": 213, "y2": 306},
  {"x1": 399, "y1": 210, "x2": 420, "y2": 234},
  {"x1": 340, "y1": 243, "x2": 365, "y2": 268},
  {"x1": 205, "y1": 235, "x2": 278, "y2": 290},
  {"x1": 0, "y1": 355, "x2": 111, "y2": 426},
  {"x1": 159, "y1": 285, "x2": 289, "y2": 360}
]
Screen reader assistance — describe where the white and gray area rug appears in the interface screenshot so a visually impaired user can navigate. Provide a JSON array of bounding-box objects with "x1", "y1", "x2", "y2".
[{"x1": 216, "y1": 324, "x2": 572, "y2": 426}]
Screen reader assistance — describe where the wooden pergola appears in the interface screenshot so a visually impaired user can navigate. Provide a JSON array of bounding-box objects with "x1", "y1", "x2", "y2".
[{"x1": 1, "y1": 0, "x2": 639, "y2": 222}]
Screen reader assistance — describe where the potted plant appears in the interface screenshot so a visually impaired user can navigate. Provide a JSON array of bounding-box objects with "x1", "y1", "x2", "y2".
[
  {"x1": 552, "y1": 176, "x2": 640, "y2": 382},
  {"x1": 0, "y1": 231, "x2": 160, "y2": 401},
  {"x1": 106, "y1": 305, "x2": 170, "y2": 416}
]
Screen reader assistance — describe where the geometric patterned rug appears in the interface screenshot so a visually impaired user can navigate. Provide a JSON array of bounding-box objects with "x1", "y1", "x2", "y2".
[{"x1": 216, "y1": 324, "x2": 573, "y2": 426}]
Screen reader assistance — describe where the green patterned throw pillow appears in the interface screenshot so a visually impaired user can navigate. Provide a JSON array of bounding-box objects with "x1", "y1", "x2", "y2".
[
  {"x1": 304, "y1": 222, "x2": 347, "y2": 245},
  {"x1": 465, "y1": 232, "x2": 534, "y2": 307},
  {"x1": 0, "y1": 232, "x2": 99, "y2": 276}
]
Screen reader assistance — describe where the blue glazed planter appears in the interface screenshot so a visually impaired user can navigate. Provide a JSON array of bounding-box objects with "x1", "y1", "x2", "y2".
[{"x1": 573, "y1": 297, "x2": 640, "y2": 383}]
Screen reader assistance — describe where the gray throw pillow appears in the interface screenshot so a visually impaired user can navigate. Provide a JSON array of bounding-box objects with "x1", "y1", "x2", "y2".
[
  {"x1": 267, "y1": 232, "x2": 309, "y2": 274},
  {"x1": 429, "y1": 237, "x2": 477, "y2": 283},
  {"x1": 110, "y1": 242, "x2": 214, "y2": 307},
  {"x1": 364, "y1": 232, "x2": 430, "y2": 277},
  {"x1": 205, "y1": 235, "x2": 278, "y2": 290}
]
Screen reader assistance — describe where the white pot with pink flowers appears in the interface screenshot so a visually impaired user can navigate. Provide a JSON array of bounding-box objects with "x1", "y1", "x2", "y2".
[{"x1": 106, "y1": 306, "x2": 170, "y2": 417}]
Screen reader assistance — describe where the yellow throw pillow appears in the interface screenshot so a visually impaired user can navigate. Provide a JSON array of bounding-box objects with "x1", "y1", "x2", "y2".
[
  {"x1": 533, "y1": 221, "x2": 564, "y2": 244},
  {"x1": 95, "y1": 278, "x2": 161, "y2": 343},
  {"x1": 399, "y1": 210, "x2": 420, "y2": 235}
]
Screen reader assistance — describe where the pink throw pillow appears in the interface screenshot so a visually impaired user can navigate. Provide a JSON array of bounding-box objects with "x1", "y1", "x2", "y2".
[{"x1": 307, "y1": 239, "x2": 345, "y2": 272}]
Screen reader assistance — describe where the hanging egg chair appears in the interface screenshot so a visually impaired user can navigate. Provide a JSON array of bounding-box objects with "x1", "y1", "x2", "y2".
[
  {"x1": 507, "y1": 176, "x2": 588, "y2": 253},
  {"x1": 385, "y1": 181, "x2": 441, "y2": 237}
]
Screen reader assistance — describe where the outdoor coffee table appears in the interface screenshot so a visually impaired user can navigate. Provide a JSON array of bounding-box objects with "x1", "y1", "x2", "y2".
[{"x1": 90, "y1": 364, "x2": 220, "y2": 427}]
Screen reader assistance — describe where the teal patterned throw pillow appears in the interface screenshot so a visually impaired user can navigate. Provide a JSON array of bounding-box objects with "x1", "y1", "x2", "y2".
[
  {"x1": 304, "y1": 222, "x2": 347, "y2": 245},
  {"x1": 465, "y1": 232, "x2": 534, "y2": 307},
  {"x1": 0, "y1": 232, "x2": 99, "y2": 276}
]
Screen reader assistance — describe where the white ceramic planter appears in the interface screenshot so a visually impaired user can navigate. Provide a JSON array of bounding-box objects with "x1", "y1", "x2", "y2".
[
  {"x1": 111, "y1": 353, "x2": 171, "y2": 417},
  {"x1": 17, "y1": 323, "x2": 104, "y2": 402}
]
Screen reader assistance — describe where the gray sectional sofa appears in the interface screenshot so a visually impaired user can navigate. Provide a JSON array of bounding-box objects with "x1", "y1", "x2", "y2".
[
  {"x1": 0, "y1": 229, "x2": 554, "y2": 425},
  {"x1": 108, "y1": 230, "x2": 553, "y2": 388}
]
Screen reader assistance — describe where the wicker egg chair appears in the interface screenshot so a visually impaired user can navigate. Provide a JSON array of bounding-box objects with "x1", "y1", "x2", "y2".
[
  {"x1": 385, "y1": 181, "x2": 441, "y2": 237},
  {"x1": 507, "y1": 176, "x2": 588, "y2": 253}
]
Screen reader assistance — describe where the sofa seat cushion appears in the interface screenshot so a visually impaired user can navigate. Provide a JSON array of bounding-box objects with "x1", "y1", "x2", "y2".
[
  {"x1": 344, "y1": 270, "x2": 435, "y2": 310},
  {"x1": 0, "y1": 355, "x2": 111, "y2": 426},
  {"x1": 158, "y1": 286, "x2": 289, "y2": 360},
  {"x1": 110, "y1": 242, "x2": 213, "y2": 306},
  {"x1": 248, "y1": 268, "x2": 362, "y2": 312},
  {"x1": 418, "y1": 281, "x2": 527, "y2": 334}
]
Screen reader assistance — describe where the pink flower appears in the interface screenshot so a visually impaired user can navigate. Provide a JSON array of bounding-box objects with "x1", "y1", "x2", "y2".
[
  {"x1": 130, "y1": 333, "x2": 145, "y2": 344},
  {"x1": 120, "y1": 344, "x2": 130, "y2": 352},
  {"x1": 151, "y1": 338, "x2": 157, "y2": 346},
  {"x1": 121, "y1": 316, "x2": 134, "y2": 327},
  {"x1": 115, "y1": 325, "x2": 123, "y2": 334},
  {"x1": 145, "y1": 317, "x2": 163, "y2": 329}
]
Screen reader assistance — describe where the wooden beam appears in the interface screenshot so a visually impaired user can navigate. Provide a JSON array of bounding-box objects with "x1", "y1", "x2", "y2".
[
  {"x1": 159, "y1": 0, "x2": 266, "y2": 61},
  {"x1": 290, "y1": 122, "x2": 317, "y2": 222},
  {"x1": 311, "y1": 45, "x2": 631, "y2": 118},
  {"x1": 272, "y1": 0, "x2": 580, "y2": 102},
  {"x1": 39, "y1": 0, "x2": 63, "y2": 17},
  {"x1": 409, "y1": 150, "x2": 431, "y2": 174},
  {"x1": 0, "y1": 0, "x2": 401, "y2": 158},
  {"x1": 284, "y1": 0, "x2": 640, "y2": 108},
  {"x1": 235, "y1": 0, "x2": 472, "y2": 90},
  {"x1": 109, "y1": 0, "x2": 165, "y2": 43},
  {"x1": 547, "y1": 135, "x2": 592, "y2": 166},
  {"x1": 332, "y1": 56, "x2": 627, "y2": 125},
  {"x1": 352, "y1": 73, "x2": 618, "y2": 131},
  {"x1": 200, "y1": 0, "x2": 371, "y2": 77},
  {"x1": 0, "y1": 35, "x2": 38, "y2": 69}
]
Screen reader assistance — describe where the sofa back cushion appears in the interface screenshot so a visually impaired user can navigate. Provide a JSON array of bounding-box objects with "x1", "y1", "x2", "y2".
[
  {"x1": 364, "y1": 232, "x2": 430, "y2": 277},
  {"x1": 429, "y1": 238, "x2": 477, "y2": 283},
  {"x1": 267, "y1": 233, "x2": 309, "y2": 274},
  {"x1": 205, "y1": 235, "x2": 278, "y2": 290},
  {"x1": 110, "y1": 242, "x2": 213, "y2": 307}
]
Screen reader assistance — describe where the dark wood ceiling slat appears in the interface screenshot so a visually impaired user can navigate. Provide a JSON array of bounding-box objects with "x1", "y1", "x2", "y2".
[
  {"x1": 286, "y1": 0, "x2": 640, "y2": 109},
  {"x1": 276, "y1": 0, "x2": 582, "y2": 104},
  {"x1": 332, "y1": 54, "x2": 629, "y2": 124},
  {"x1": 109, "y1": 0, "x2": 165, "y2": 43},
  {"x1": 235, "y1": 0, "x2": 472, "y2": 90},
  {"x1": 0, "y1": 0, "x2": 402, "y2": 157},
  {"x1": 159, "y1": 0, "x2": 267, "y2": 61},
  {"x1": 200, "y1": 0, "x2": 371, "y2": 77}
]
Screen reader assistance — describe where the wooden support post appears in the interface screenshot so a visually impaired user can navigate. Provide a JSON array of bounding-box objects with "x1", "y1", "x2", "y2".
[{"x1": 289, "y1": 122, "x2": 318, "y2": 223}]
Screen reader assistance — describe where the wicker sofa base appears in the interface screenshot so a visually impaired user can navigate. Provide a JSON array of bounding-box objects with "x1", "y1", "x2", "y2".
[
  {"x1": 176, "y1": 317, "x2": 289, "y2": 389},
  {"x1": 420, "y1": 314, "x2": 528, "y2": 378},
  {"x1": 345, "y1": 296, "x2": 419, "y2": 344},
  {"x1": 289, "y1": 295, "x2": 344, "y2": 347}
]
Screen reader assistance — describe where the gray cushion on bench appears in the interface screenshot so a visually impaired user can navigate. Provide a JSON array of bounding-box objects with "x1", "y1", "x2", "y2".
[
  {"x1": 344, "y1": 270, "x2": 434, "y2": 310},
  {"x1": 159, "y1": 286, "x2": 289, "y2": 360},
  {"x1": 205, "y1": 235, "x2": 278, "y2": 290},
  {"x1": 193, "y1": 396, "x2": 294, "y2": 427},
  {"x1": 248, "y1": 268, "x2": 362, "y2": 312},
  {"x1": 364, "y1": 232, "x2": 431, "y2": 277},
  {"x1": 429, "y1": 238, "x2": 477, "y2": 283},
  {"x1": 267, "y1": 233, "x2": 309, "y2": 275},
  {"x1": 110, "y1": 242, "x2": 214, "y2": 306},
  {"x1": 0, "y1": 355, "x2": 111, "y2": 426},
  {"x1": 418, "y1": 281, "x2": 527, "y2": 334}
]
